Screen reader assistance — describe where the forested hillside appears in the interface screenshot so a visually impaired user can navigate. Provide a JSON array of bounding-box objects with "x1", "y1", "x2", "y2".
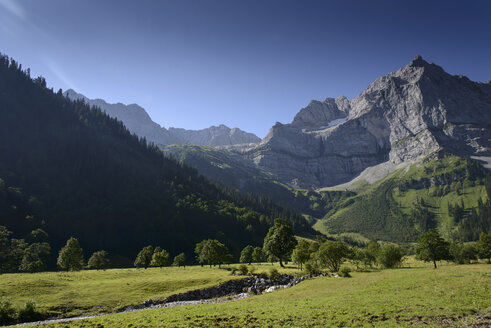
[
  {"x1": 315, "y1": 155, "x2": 491, "y2": 242},
  {"x1": 162, "y1": 144, "x2": 355, "y2": 221},
  {"x1": 0, "y1": 54, "x2": 315, "y2": 268}
]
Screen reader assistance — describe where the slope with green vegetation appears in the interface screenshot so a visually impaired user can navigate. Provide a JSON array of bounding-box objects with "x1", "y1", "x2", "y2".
[
  {"x1": 163, "y1": 143, "x2": 491, "y2": 244},
  {"x1": 315, "y1": 155, "x2": 491, "y2": 242},
  {"x1": 0, "y1": 54, "x2": 314, "y2": 268},
  {"x1": 162, "y1": 144, "x2": 355, "y2": 220},
  {"x1": 21, "y1": 264, "x2": 491, "y2": 328}
]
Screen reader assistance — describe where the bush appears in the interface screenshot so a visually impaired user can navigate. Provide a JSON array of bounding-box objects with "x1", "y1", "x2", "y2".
[
  {"x1": 377, "y1": 244, "x2": 404, "y2": 268},
  {"x1": 304, "y1": 261, "x2": 321, "y2": 276},
  {"x1": 18, "y1": 300, "x2": 42, "y2": 322},
  {"x1": 450, "y1": 242, "x2": 477, "y2": 264},
  {"x1": 316, "y1": 241, "x2": 350, "y2": 272},
  {"x1": 0, "y1": 299, "x2": 16, "y2": 325},
  {"x1": 238, "y1": 264, "x2": 249, "y2": 275},
  {"x1": 339, "y1": 266, "x2": 351, "y2": 278},
  {"x1": 230, "y1": 267, "x2": 238, "y2": 275},
  {"x1": 269, "y1": 267, "x2": 279, "y2": 281}
]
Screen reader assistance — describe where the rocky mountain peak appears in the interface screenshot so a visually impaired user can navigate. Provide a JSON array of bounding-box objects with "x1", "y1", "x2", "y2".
[
  {"x1": 405, "y1": 55, "x2": 443, "y2": 72},
  {"x1": 401, "y1": 55, "x2": 448, "y2": 82},
  {"x1": 246, "y1": 57, "x2": 491, "y2": 189},
  {"x1": 409, "y1": 54, "x2": 425, "y2": 67}
]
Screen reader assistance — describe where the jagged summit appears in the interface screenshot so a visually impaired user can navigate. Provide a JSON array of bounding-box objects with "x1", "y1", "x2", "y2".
[
  {"x1": 409, "y1": 54, "x2": 426, "y2": 66},
  {"x1": 405, "y1": 54, "x2": 447, "y2": 77}
]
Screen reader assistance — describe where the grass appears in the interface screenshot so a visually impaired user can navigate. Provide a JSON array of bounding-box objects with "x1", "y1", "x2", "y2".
[
  {"x1": 0, "y1": 266, "x2": 239, "y2": 317},
  {"x1": 22, "y1": 263, "x2": 490, "y2": 328},
  {"x1": 0, "y1": 263, "x2": 301, "y2": 319}
]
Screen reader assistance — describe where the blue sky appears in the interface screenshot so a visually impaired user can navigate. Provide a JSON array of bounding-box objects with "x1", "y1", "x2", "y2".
[{"x1": 1, "y1": 0, "x2": 490, "y2": 138}]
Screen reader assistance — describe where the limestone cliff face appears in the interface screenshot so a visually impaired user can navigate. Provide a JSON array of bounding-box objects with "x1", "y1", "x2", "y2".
[
  {"x1": 64, "y1": 90, "x2": 260, "y2": 146},
  {"x1": 291, "y1": 96, "x2": 349, "y2": 127},
  {"x1": 245, "y1": 56, "x2": 491, "y2": 188}
]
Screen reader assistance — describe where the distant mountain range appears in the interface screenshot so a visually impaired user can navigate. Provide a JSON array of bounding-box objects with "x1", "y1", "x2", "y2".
[{"x1": 64, "y1": 89, "x2": 261, "y2": 147}]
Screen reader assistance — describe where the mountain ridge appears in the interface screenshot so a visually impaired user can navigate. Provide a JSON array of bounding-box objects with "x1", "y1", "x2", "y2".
[{"x1": 64, "y1": 89, "x2": 261, "y2": 147}]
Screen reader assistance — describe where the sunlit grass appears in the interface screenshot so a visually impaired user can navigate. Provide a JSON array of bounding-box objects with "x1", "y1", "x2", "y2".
[
  {"x1": 13, "y1": 263, "x2": 490, "y2": 327},
  {"x1": 0, "y1": 266, "x2": 239, "y2": 317}
]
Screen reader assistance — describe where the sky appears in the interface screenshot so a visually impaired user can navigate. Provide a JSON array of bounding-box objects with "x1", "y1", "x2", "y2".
[{"x1": 1, "y1": 0, "x2": 490, "y2": 138}]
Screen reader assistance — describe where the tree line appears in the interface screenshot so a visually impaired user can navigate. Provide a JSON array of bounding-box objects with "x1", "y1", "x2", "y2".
[{"x1": 1, "y1": 218, "x2": 490, "y2": 274}]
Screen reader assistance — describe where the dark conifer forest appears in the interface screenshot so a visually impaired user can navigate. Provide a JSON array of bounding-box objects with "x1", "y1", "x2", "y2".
[{"x1": 0, "y1": 54, "x2": 315, "y2": 268}]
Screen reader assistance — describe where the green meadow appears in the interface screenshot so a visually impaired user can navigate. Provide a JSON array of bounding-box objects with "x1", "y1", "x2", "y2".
[
  {"x1": 0, "y1": 261, "x2": 486, "y2": 328},
  {"x1": 0, "y1": 266, "x2": 239, "y2": 318}
]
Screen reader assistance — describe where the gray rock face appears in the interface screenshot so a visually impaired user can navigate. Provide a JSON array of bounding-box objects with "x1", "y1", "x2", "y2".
[
  {"x1": 64, "y1": 89, "x2": 260, "y2": 147},
  {"x1": 169, "y1": 124, "x2": 260, "y2": 147},
  {"x1": 292, "y1": 96, "x2": 349, "y2": 127},
  {"x1": 243, "y1": 56, "x2": 491, "y2": 188}
]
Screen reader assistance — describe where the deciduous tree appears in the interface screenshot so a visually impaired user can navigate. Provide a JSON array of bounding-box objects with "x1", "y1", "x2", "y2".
[
  {"x1": 195, "y1": 239, "x2": 231, "y2": 268},
  {"x1": 19, "y1": 242, "x2": 50, "y2": 273},
  {"x1": 263, "y1": 219, "x2": 297, "y2": 267},
  {"x1": 292, "y1": 239, "x2": 312, "y2": 270},
  {"x1": 415, "y1": 230, "x2": 450, "y2": 268},
  {"x1": 173, "y1": 252, "x2": 186, "y2": 268},
  {"x1": 240, "y1": 245, "x2": 254, "y2": 265},
  {"x1": 477, "y1": 232, "x2": 491, "y2": 263},
  {"x1": 150, "y1": 248, "x2": 170, "y2": 268},
  {"x1": 252, "y1": 246, "x2": 265, "y2": 263},
  {"x1": 57, "y1": 237, "x2": 84, "y2": 271},
  {"x1": 87, "y1": 250, "x2": 110, "y2": 270},
  {"x1": 365, "y1": 240, "x2": 381, "y2": 267},
  {"x1": 134, "y1": 245, "x2": 153, "y2": 269},
  {"x1": 316, "y1": 241, "x2": 350, "y2": 272}
]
